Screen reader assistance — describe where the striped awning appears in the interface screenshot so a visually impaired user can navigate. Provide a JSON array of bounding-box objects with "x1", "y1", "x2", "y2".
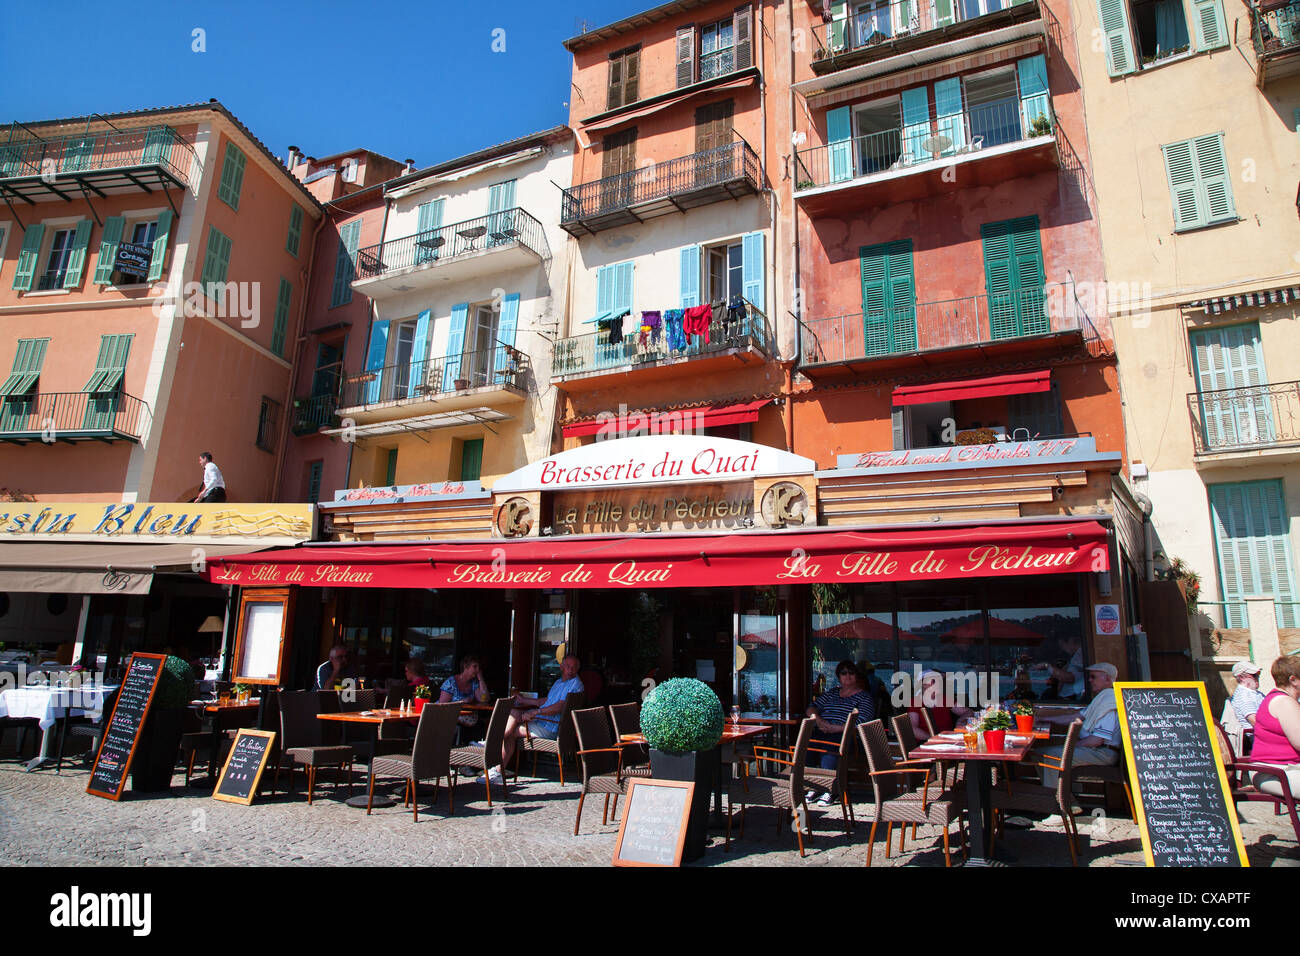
[{"x1": 1188, "y1": 286, "x2": 1300, "y2": 315}]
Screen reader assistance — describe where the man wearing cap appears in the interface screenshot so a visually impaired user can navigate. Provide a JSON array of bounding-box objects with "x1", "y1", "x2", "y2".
[
  {"x1": 1230, "y1": 661, "x2": 1266, "y2": 728},
  {"x1": 1039, "y1": 662, "x2": 1122, "y2": 797}
]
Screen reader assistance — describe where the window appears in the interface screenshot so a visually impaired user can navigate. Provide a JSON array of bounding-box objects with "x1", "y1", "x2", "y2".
[
  {"x1": 92, "y1": 212, "x2": 173, "y2": 286},
  {"x1": 1209, "y1": 480, "x2": 1299, "y2": 628},
  {"x1": 860, "y1": 239, "x2": 916, "y2": 356},
  {"x1": 286, "y1": 203, "x2": 304, "y2": 257},
  {"x1": 599, "y1": 129, "x2": 637, "y2": 211},
  {"x1": 341, "y1": 158, "x2": 359, "y2": 183},
  {"x1": 695, "y1": 100, "x2": 735, "y2": 184},
  {"x1": 1190, "y1": 323, "x2": 1271, "y2": 450},
  {"x1": 200, "y1": 226, "x2": 233, "y2": 305},
  {"x1": 681, "y1": 233, "x2": 765, "y2": 312},
  {"x1": 389, "y1": 319, "x2": 417, "y2": 399},
  {"x1": 459, "y1": 438, "x2": 484, "y2": 482},
  {"x1": 312, "y1": 343, "x2": 343, "y2": 398},
  {"x1": 700, "y1": 19, "x2": 735, "y2": 80},
  {"x1": 0, "y1": 338, "x2": 49, "y2": 432},
  {"x1": 331, "y1": 220, "x2": 361, "y2": 308},
  {"x1": 707, "y1": 242, "x2": 743, "y2": 303},
  {"x1": 851, "y1": 97, "x2": 903, "y2": 175},
  {"x1": 39, "y1": 229, "x2": 77, "y2": 290},
  {"x1": 1131, "y1": 0, "x2": 1190, "y2": 65},
  {"x1": 384, "y1": 448, "x2": 398, "y2": 486},
  {"x1": 1098, "y1": 0, "x2": 1226, "y2": 76},
  {"x1": 1162, "y1": 133, "x2": 1235, "y2": 231},
  {"x1": 271, "y1": 278, "x2": 291, "y2": 357},
  {"x1": 305, "y1": 461, "x2": 324, "y2": 504},
  {"x1": 676, "y1": 6, "x2": 753, "y2": 88},
  {"x1": 965, "y1": 68, "x2": 1020, "y2": 148},
  {"x1": 1008, "y1": 384, "x2": 1063, "y2": 438},
  {"x1": 218, "y1": 141, "x2": 247, "y2": 210},
  {"x1": 607, "y1": 47, "x2": 640, "y2": 110},
  {"x1": 256, "y1": 396, "x2": 281, "y2": 452},
  {"x1": 82, "y1": 334, "x2": 132, "y2": 431},
  {"x1": 980, "y1": 216, "x2": 1046, "y2": 338}
]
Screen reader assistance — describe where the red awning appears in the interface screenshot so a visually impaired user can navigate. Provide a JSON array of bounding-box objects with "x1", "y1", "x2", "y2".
[
  {"x1": 892, "y1": 370, "x2": 1051, "y2": 407},
  {"x1": 562, "y1": 400, "x2": 769, "y2": 438},
  {"x1": 204, "y1": 521, "x2": 1108, "y2": 591}
]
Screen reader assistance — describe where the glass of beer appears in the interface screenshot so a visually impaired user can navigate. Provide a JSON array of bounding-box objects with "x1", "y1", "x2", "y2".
[{"x1": 963, "y1": 721, "x2": 980, "y2": 752}]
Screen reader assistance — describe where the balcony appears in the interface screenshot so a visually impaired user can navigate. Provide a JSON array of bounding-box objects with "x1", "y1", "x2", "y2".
[
  {"x1": 553, "y1": 301, "x2": 773, "y2": 391},
  {"x1": 806, "y1": 0, "x2": 1045, "y2": 82},
  {"x1": 1252, "y1": 1, "x2": 1300, "y2": 86},
  {"x1": 560, "y1": 141, "x2": 762, "y2": 237},
  {"x1": 1188, "y1": 382, "x2": 1300, "y2": 460},
  {"x1": 292, "y1": 394, "x2": 338, "y2": 436},
  {"x1": 799, "y1": 283, "x2": 1096, "y2": 378},
  {"x1": 352, "y1": 208, "x2": 549, "y2": 297},
  {"x1": 337, "y1": 346, "x2": 529, "y2": 425},
  {"x1": 0, "y1": 126, "x2": 193, "y2": 204},
  {"x1": 795, "y1": 101, "x2": 1057, "y2": 213},
  {"x1": 0, "y1": 392, "x2": 149, "y2": 443}
]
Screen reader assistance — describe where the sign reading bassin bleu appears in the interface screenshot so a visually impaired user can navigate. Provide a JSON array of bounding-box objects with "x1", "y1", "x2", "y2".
[
  {"x1": 0, "y1": 502, "x2": 314, "y2": 544},
  {"x1": 829, "y1": 436, "x2": 1120, "y2": 477}
]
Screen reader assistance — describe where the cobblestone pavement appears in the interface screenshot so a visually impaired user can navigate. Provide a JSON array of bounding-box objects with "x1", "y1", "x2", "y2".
[{"x1": 2, "y1": 758, "x2": 1298, "y2": 867}]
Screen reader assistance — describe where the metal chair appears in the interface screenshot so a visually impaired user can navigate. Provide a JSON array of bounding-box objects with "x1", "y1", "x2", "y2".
[
  {"x1": 726, "y1": 717, "x2": 816, "y2": 856},
  {"x1": 518, "y1": 690, "x2": 584, "y2": 784},
  {"x1": 367, "y1": 702, "x2": 461, "y2": 820},
  {"x1": 450, "y1": 697, "x2": 512, "y2": 806},
  {"x1": 571, "y1": 706, "x2": 651, "y2": 835},
  {"x1": 990, "y1": 720, "x2": 1083, "y2": 865},
  {"x1": 273, "y1": 690, "x2": 355, "y2": 804},
  {"x1": 1213, "y1": 719, "x2": 1300, "y2": 843}
]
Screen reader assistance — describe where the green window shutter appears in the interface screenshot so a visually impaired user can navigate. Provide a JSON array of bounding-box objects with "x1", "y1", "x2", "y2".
[
  {"x1": 385, "y1": 449, "x2": 398, "y2": 486},
  {"x1": 62, "y1": 220, "x2": 93, "y2": 290},
  {"x1": 1162, "y1": 139, "x2": 1203, "y2": 230},
  {"x1": 981, "y1": 222, "x2": 1015, "y2": 339},
  {"x1": 1190, "y1": 323, "x2": 1271, "y2": 449},
  {"x1": 887, "y1": 241, "x2": 916, "y2": 352},
  {"x1": 1210, "y1": 481, "x2": 1299, "y2": 628},
  {"x1": 1097, "y1": 0, "x2": 1136, "y2": 76},
  {"x1": 331, "y1": 220, "x2": 361, "y2": 308},
  {"x1": 148, "y1": 209, "x2": 173, "y2": 282},
  {"x1": 286, "y1": 203, "x2": 303, "y2": 257},
  {"x1": 829, "y1": 0, "x2": 848, "y2": 49},
  {"x1": 0, "y1": 338, "x2": 50, "y2": 397},
  {"x1": 860, "y1": 245, "x2": 890, "y2": 357},
  {"x1": 1192, "y1": 0, "x2": 1228, "y2": 50},
  {"x1": 860, "y1": 240, "x2": 914, "y2": 356},
  {"x1": 201, "y1": 226, "x2": 232, "y2": 305},
  {"x1": 12, "y1": 224, "x2": 43, "y2": 291},
  {"x1": 142, "y1": 127, "x2": 171, "y2": 165},
  {"x1": 62, "y1": 137, "x2": 93, "y2": 172},
  {"x1": 93, "y1": 216, "x2": 125, "y2": 285},
  {"x1": 827, "y1": 106, "x2": 854, "y2": 183},
  {"x1": 934, "y1": 0, "x2": 955, "y2": 27},
  {"x1": 1193, "y1": 132, "x2": 1235, "y2": 224},
  {"x1": 218, "y1": 142, "x2": 247, "y2": 210},
  {"x1": 272, "y1": 278, "x2": 292, "y2": 356},
  {"x1": 307, "y1": 461, "x2": 323, "y2": 503},
  {"x1": 83, "y1": 334, "x2": 133, "y2": 392},
  {"x1": 460, "y1": 438, "x2": 484, "y2": 482},
  {"x1": 981, "y1": 217, "x2": 1044, "y2": 338}
]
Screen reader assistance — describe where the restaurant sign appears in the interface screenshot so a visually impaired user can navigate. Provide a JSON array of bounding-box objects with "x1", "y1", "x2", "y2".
[
  {"x1": 552, "y1": 483, "x2": 755, "y2": 535},
  {"x1": 830, "y1": 436, "x2": 1119, "y2": 477},
  {"x1": 0, "y1": 502, "x2": 314, "y2": 544},
  {"x1": 326, "y1": 480, "x2": 488, "y2": 506},
  {"x1": 493, "y1": 435, "x2": 815, "y2": 493}
]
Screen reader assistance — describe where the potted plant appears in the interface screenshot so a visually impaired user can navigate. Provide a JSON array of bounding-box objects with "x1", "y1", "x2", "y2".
[
  {"x1": 454, "y1": 377, "x2": 472, "y2": 390},
  {"x1": 642, "y1": 677, "x2": 725, "y2": 862},
  {"x1": 1028, "y1": 114, "x2": 1053, "y2": 138},
  {"x1": 411, "y1": 684, "x2": 431, "y2": 714},
  {"x1": 979, "y1": 709, "x2": 1014, "y2": 753},
  {"x1": 1012, "y1": 699, "x2": 1035, "y2": 734},
  {"x1": 131, "y1": 656, "x2": 195, "y2": 793}
]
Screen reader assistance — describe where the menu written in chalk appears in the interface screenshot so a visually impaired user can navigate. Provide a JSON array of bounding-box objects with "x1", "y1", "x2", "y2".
[
  {"x1": 86, "y1": 653, "x2": 166, "y2": 801},
  {"x1": 213, "y1": 729, "x2": 276, "y2": 805},
  {"x1": 1116, "y1": 682, "x2": 1249, "y2": 867},
  {"x1": 613, "y1": 779, "x2": 694, "y2": 867}
]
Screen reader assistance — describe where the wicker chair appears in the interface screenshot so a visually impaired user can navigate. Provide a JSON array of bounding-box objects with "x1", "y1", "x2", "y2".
[
  {"x1": 608, "y1": 701, "x2": 649, "y2": 771},
  {"x1": 990, "y1": 720, "x2": 1083, "y2": 865},
  {"x1": 571, "y1": 706, "x2": 652, "y2": 835},
  {"x1": 450, "y1": 697, "x2": 512, "y2": 806},
  {"x1": 889, "y1": 713, "x2": 948, "y2": 799},
  {"x1": 803, "y1": 709, "x2": 858, "y2": 836},
  {"x1": 726, "y1": 717, "x2": 816, "y2": 856},
  {"x1": 858, "y1": 718, "x2": 964, "y2": 867},
  {"x1": 274, "y1": 690, "x2": 355, "y2": 804},
  {"x1": 367, "y1": 701, "x2": 461, "y2": 820},
  {"x1": 518, "y1": 690, "x2": 584, "y2": 784},
  {"x1": 1071, "y1": 741, "x2": 1137, "y2": 820},
  {"x1": 1213, "y1": 719, "x2": 1300, "y2": 842}
]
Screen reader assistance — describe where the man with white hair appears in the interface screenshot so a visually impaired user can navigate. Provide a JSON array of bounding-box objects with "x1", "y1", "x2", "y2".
[
  {"x1": 1039, "y1": 662, "x2": 1122, "y2": 805},
  {"x1": 1230, "y1": 660, "x2": 1266, "y2": 728}
]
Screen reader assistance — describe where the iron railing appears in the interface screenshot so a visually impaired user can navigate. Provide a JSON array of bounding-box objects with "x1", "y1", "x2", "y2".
[
  {"x1": 1252, "y1": 0, "x2": 1300, "y2": 58},
  {"x1": 799, "y1": 283, "x2": 1089, "y2": 366},
  {"x1": 339, "y1": 346, "x2": 529, "y2": 409},
  {"x1": 812, "y1": 0, "x2": 1038, "y2": 59},
  {"x1": 561, "y1": 140, "x2": 761, "y2": 223},
  {"x1": 700, "y1": 47, "x2": 736, "y2": 81},
  {"x1": 1187, "y1": 381, "x2": 1300, "y2": 454},
  {"x1": 292, "y1": 394, "x2": 338, "y2": 435},
  {"x1": 0, "y1": 125, "x2": 194, "y2": 185},
  {"x1": 0, "y1": 391, "x2": 148, "y2": 441},
  {"x1": 354, "y1": 207, "x2": 550, "y2": 281},
  {"x1": 795, "y1": 99, "x2": 1053, "y2": 190},
  {"x1": 553, "y1": 300, "x2": 773, "y2": 377}
]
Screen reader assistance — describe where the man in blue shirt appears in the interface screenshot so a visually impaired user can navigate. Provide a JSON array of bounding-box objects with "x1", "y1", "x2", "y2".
[{"x1": 488, "y1": 654, "x2": 584, "y2": 784}]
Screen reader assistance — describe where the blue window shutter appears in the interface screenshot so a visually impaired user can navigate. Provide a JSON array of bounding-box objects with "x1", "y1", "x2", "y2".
[
  {"x1": 741, "y1": 232, "x2": 765, "y2": 311},
  {"x1": 615, "y1": 262, "x2": 634, "y2": 314},
  {"x1": 286, "y1": 203, "x2": 304, "y2": 257},
  {"x1": 62, "y1": 220, "x2": 93, "y2": 290},
  {"x1": 1163, "y1": 139, "x2": 1204, "y2": 230},
  {"x1": 827, "y1": 106, "x2": 853, "y2": 183},
  {"x1": 410, "y1": 308, "x2": 431, "y2": 391},
  {"x1": 1193, "y1": 132, "x2": 1235, "y2": 224},
  {"x1": 680, "y1": 246, "x2": 700, "y2": 308},
  {"x1": 488, "y1": 180, "x2": 516, "y2": 213},
  {"x1": 1191, "y1": 324, "x2": 1271, "y2": 448},
  {"x1": 12, "y1": 224, "x2": 44, "y2": 291},
  {"x1": 1016, "y1": 55, "x2": 1051, "y2": 133},
  {"x1": 93, "y1": 216, "x2": 125, "y2": 285},
  {"x1": 272, "y1": 278, "x2": 292, "y2": 356},
  {"x1": 1210, "y1": 481, "x2": 1299, "y2": 628},
  {"x1": 498, "y1": 292, "x2": 521, "y2": 346},
  {"x1": 933, "y1": 78, "x2": 966, "y2": 154},
  {"x1": 1192, "y1": 0, "x2": 1227, "y2": 50},
  {"x1": 1097, "y1": 0, "x2": 1136, "y2": 76},
  {"x1": 364, "y1": 320, "x2": 389, "y2": 403},
  {"x1": 596, "y1": 264, "x2": 615, "y2": 313},
  {"x1": 900, "y1": 87, "x2": 930, "y2": 163},
  {"x1": 443, "y1": 302, "x2": 470, "y2": 390},
  {"x1": 148, "y1": 210, "x2": 173, "y2": 282},
  {"x1": 415, "y1": 199, "x2": 444, "y2": 263}
]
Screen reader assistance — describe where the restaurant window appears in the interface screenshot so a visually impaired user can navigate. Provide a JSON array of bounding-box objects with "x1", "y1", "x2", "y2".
[
  {"x1": 809, "y1": 584, "x2": 897, "y2": 698},
  {"x1": 607, "y1": 46, "x2": 640, "y2": 110},
  {"x1": 984, "y1": 576, "x2": 1086, "y2": 702},
  {"x1": 110, "y1": 219, "x2": 158, "y2": 285}
]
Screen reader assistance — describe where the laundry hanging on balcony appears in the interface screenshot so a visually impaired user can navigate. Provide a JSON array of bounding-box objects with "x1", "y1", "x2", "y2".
[
  {"x1": 684, "y1": 303, "x2": 713, "y2": 344},
  {"x1": 665, "y1": 309, "x2": 687, "y2": 351},
  {"x1": 598, "y1": 308, "x2": 630, "y2": 345},
  {"x1": 639, "y1": 310, "x2": 662, "y2": 347}
]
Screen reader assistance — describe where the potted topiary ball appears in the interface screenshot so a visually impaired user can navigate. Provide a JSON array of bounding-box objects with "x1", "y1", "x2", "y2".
[
  {"x1": 641, "y1": 678, "x2": 725, "y2": 861},
  {"x1": 131, "y1": 655, "x2": 195, "y2": 793}
]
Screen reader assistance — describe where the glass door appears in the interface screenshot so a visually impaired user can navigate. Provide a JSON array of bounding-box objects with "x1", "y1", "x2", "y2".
[
  {"x1": 534, "y1": 609, "x2": 569, "y2": 695},
  {"x1": 734, "y1": 595, "x2": 783, "y2": 718}
]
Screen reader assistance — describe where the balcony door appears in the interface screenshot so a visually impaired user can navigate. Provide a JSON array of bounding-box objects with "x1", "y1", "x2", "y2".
[
  {"x1": 695, "y1": 100, "x2": 735, "y2": 186},
  {"x1": 981, "y1": 216, "x2": 1046, "y2": 339},
  {"x1": 860, "y1": 240, "x2": 916, "y2": 357},
  {"x1": 389, "y1": 321, "x2": 416, "y2": 400},
  {"x1": 600, "y1": 129, "x2": 637, "y2": 214},
  {"x1": 854, "y1": 99, "x2": 903, "y2": 176},
  {"x1": 1191, "y1": 324, "x2": 1274, "y2": 450},
  {"x1": 463, "y1": 305, "x2": 499, "y2": 387},
  {"x1": 965, "y1": 68, "x2": 1021, "y2": 149}
]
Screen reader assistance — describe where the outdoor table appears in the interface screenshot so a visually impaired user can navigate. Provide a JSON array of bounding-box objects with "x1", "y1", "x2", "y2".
[
  {"x1": 0, "y1": 683, "x2": 117, "y2": 772},
  {"x1": 456, "y1": 225, "x2": 487, "y2": 252},
  {"x1": 908, "y1": 730, "x2": 1039, "y2": 865},
  {"x1": 191, "y1": 698, "x2": 261, "y2": 779}
]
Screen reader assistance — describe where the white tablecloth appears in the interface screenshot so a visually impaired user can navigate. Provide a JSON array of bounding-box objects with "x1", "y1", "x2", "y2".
[{"x1": 0, "y1": 685, "x2": 117, "y2": 730}]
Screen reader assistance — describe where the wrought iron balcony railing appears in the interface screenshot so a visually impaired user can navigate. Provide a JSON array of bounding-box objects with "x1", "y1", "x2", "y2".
[
  {"x1": 1253, "y1": 0, "x2": 1300, "y2": 59},
  {"x1": 811, "y1": 0, "x2": 1039, "y2": 62},
  {"x1": 1187, "y1": 381, "x2": 1300, "y2": 454},
  {"x1": 553, "y1": 300, "x2": 773, "y2": 377},
  {"x1": 340, "y1": 346, "x2": 529, "y2": 409},
  {"x1": 0, "y1": 391, "x2": 148, "y2": 442},
  {"x1": 795, "y1": 99, "x2": 1053, "y2": 191},
  {"x1": 353, "y1": 207, "x2": 549, "y2": 281},
  {"x1": 292, "y1": 394, "x2": 338, "y2": 435},
  {"x1": 0, "y1": 125, "x2": 194, "y2": 186},
  {"x1": 560, "y1": 140, "x2": 762, "y2": 226},
  {"x1": 799, "y1": 283, "x2": 1092, "y2": 366}
]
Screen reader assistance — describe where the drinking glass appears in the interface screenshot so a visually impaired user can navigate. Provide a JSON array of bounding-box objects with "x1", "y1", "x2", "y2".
[
  {"x1": 730, "y1": 705, "x2": 741, "y2": 726},
  {"x1": 962, "y1": 726, "x2": 979, "y2": 752}
]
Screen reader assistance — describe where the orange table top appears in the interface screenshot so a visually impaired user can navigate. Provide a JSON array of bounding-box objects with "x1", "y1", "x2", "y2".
[
  {"x1": 616, "y1": 724, "x2": 773, "y2": 747},
  {"x1": 196, "y1": 699, "x2": 260, "y2": 713},
  {"x1": 910, "y1": 732, "x2": 1039, "y2": 763}
]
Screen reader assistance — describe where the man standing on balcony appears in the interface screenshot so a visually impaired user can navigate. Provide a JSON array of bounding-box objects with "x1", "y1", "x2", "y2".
[{"x1": 193, "y1": 452, "x2": 227, "y2": 503}]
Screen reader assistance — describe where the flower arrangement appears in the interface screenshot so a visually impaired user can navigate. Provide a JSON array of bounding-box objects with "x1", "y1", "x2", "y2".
[
  {"x1": 1011, "y1": 700, "x2": 1034, "y2": 717},
  {"x1": 640, "y1": 678, "x2": 725, "y2": 754},
  {"x1": 413, "y1": 684, "x2": 432, "y2": 700},
  {"x1": 979, "y1": 709, "x2": 1014, "y2": 732}
]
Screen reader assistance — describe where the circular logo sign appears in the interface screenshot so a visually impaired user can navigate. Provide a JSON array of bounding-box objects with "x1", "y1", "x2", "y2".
[
  {"x1": 1095, "y1": 604, "x2": 1120, "y2": 635},
  {"x1": 760, "y1": 481, "x2": 808, "y2": 529},
  {"x1": 496, "y1": 497, "x2": 533, "y2": 538}
]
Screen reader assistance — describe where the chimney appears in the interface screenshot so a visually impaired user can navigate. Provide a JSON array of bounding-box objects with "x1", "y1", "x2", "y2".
[
  {"x1": 287, "y1": 145, "x2": 300, "y2": 168},
  {"x1": 405, "y1": 158, "x2": 416, "y2": 174}
]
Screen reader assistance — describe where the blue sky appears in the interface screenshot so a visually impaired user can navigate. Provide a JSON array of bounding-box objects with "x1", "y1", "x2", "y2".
[{"x1": 0, "y1": 0, "x2": 650, "y2": 167}]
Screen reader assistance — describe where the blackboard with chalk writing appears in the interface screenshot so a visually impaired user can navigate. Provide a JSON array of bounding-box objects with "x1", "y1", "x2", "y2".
[
  {"x1": 1115, "y1": 682, "x2": 1249, "y2": 867},
  {"x1": 613, "y1": 778, "x2": 694, "y2": 867},
  {"x1": 213, "y1": 729, "x2": 276, "y2": 805},
  {"x1": 86, "y1": 653, "x2": 165, "y2": 801}
]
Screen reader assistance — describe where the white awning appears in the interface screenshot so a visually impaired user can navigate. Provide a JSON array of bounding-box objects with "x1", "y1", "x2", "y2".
[{"x1": 0, "y1": 542, "x2": 263, "y2": 594}]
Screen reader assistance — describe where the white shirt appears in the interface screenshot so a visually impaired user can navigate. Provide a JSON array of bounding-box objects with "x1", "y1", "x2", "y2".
[{"x1": 202, "y1": 461, "x2": 225, "y2": 492}]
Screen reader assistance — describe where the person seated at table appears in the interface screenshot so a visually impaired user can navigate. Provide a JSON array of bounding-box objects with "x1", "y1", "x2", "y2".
[
  {"x1": 1230, "y1": 660, "x2": 1267, "y2": 729},
  {"x1": 315, "y1": 644, "x2": 359, "y2": 691},
  {"x1": 907, "y1": 669, "x2": 974, "y2": 743},
  {"x1": 405, "y1": 658, "x2": 431, "y2": 690},
  {"x1": 805, "y1": 661, "x2": 875, "y2": 804},
  {"x1": 1038, "y1": 663, "x2": 1121, "y2": 822},
  {"x1": 486, "y1": 654, "x2": 583, "y2": 785},
  {"x1": 860, "y1": 661, "x2": 893, "y2": 720},
  {"x1": 439, "y1": 655, "x2": 489, "y2": 729},
  {"x1": 1247, "y1": 655, "x2": 1300, "y2": 797}
]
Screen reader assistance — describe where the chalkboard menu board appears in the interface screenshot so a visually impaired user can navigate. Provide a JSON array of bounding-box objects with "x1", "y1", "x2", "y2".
[
  {"x1": 1115, "y1": 681, "x2": 1249, "y2": 867},
  {"x1": 86, "y1": 653, "x2": 166, "y2": 801},
  {"x1": 613, "y1": 779, "x2": 694, "y2": 867},
  {"x1": 213, "y1": 729, "x2": 276, "y2": 805}
]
